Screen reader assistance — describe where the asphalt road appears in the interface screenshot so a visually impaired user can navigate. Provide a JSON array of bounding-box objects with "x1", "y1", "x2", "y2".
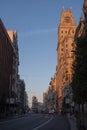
[
  {"x1": 0, "y1": 113, "x2": 71, "y2": 130},
  {"x1": 36, "y1": 115, "x2": 71, "y2": 130}
]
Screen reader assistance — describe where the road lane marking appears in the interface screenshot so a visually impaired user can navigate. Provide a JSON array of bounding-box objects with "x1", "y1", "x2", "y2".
[{"x1": 32, "y1": 116, "x2": 53, "y2": 130}]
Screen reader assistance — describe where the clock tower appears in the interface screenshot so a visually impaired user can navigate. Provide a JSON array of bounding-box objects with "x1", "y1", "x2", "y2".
[
  {"x1": 58, "y1": 7, "x2": 76, "y2": 43},
  {"x1": 56, "y1": 7, "x2": 77, "y2": 112}
]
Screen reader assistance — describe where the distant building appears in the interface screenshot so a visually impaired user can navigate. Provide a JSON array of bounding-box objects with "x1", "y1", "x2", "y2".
[
  {"x1": 7, "y1": 30, "x2": 19, "y2": 104},
  {"x1": 47, "y1": 85, "x2": 55, "y2": 113},
  {"x1": 43, "y1": 92, "x2": 48, "y2": 111},
  {"x1": 43, "y1": 75, "x2": 58, "y2": 113},
  {"x1": 56, "y1": 7, "x2": 77, "y2": 112},
  {"x1": 38, "y1": 102, "x2": 43, "y2": 113},
  {"x1": 17, "y1": 78, "x2": 26, "y2": 113},
  {"x1": 32, "y1": 96, "x2": 38, "y2": 113},
  {"x1": 24, "y1": 91, "x2": 29, "y2": 110}
]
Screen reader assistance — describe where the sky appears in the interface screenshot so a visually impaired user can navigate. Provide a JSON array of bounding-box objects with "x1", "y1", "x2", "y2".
[{"x1": 0, "y1": 0, "x2": 83, "y2": 106}]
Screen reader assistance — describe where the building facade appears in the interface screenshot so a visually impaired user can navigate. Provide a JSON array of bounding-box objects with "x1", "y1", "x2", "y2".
[
  {"x1": 56, "y1": 8, "x2": 77, "y2": 112},
  {"x1": 0, "y1": 19, "x2": 16, "y2": 114},
  {"x1": 43, "y1": 92, "x2": 48, "y2": 112},
  {"x1": 7, "y1": 30, "x2": 19, "y2": 105},
  {"x1": 32, "y1": 96, "x2": 38, "y2": 113},
  {"x1": 43, "y1": 74, "x2": 58, "y2": 113},
  {"x1": 17, "y1": 78, "x2": 26, "y2": 114}
]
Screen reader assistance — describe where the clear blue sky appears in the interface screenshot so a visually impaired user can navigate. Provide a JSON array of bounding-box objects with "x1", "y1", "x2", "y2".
[{"x1": 0, "y1": 0, "x2": 83, "y2": 104}]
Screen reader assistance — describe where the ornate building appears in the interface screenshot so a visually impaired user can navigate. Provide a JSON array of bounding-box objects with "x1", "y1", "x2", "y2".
[
  {"x1": 75, "y1": 0, "x2": 87, "y2": 39},
  {"x1": 56, "y1": 7, "x2": 77, "y2": 111},
  {"x1": 43, "y1": 74, "x2": 57, "y2": 113}
]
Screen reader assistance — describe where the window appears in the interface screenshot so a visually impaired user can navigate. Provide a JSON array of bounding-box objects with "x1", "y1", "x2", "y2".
[
  {"x1": 72, "y1": 30, "x2": 74, "y2": 33},
  {"x1": 65, "y1": 30, "x2": 67, "y2": 34},
  {"x1": 66, "y1": 49, "x2": 68, "y2": 52},
  {"x1": 71, "y1": 43, "x2": 73, "y2": 47},
  {"x1": 61, "y1": 48, "x2": 63, "y2": 51},
  {"x1": 66, "y1": 44, "x2": 68, "y2": 48},
  {"x1": 61, "y1": 35, "x2": 63, "y2": 38}
]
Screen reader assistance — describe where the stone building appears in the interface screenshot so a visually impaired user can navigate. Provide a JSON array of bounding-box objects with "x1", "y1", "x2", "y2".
[
  {"x1": 43, "y1": 92, "x2": 48, "y2": 112},
  {"x1": 75, "y1": 0, "x2": 87, "y2": 39},
  {"x1": 43, "y1": 74, "x2": 57, "y2": 113},
  {"x1": 0, "y1": 19, "x2": 16, "y2": 114},
  {"x1": 56, "y1": 7, "x2": 77, "y2": 112},
  {"x1": 7, "y1": 30, "x2": 19, "y2": 105}
]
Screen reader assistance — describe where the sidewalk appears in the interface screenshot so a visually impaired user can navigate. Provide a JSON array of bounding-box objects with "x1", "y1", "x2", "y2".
[{"x1": 68, "y1": 115, "x2": 78, "y2": 130}]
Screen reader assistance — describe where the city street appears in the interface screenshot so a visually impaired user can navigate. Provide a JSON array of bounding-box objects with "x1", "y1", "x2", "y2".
[{"x1": 0, "y1": 113, "x2": 70, "y2": 130}]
